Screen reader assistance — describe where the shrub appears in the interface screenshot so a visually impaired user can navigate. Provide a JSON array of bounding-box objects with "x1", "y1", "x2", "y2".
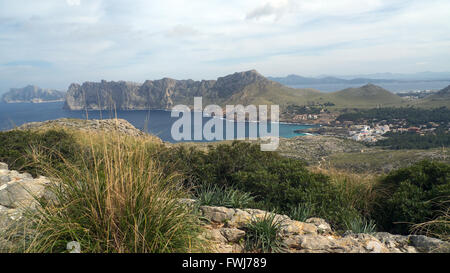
[
  {"x1": 158, "y1": 142, "x2": 368, "y2": 231},
  {"x1": 244, "y1": 213, "x2": 285, "y2": 253},
  {"x1": 287, "y1": 202, "x2": 314, "y2": 222},
  {"x1": 13, "y1": 133, "x2": 205, "y2": 253},
  {"x1": 374, "y1": 160, "x2": 450, "y2": 235},
  {"x1": 0, "y1": 129, "x2": 80, "y2": 177},
  {"x1": 194, "y1": 183, "x2": 254, "y2": 208},
  {"x1": 344, "y1": 216, "x2": 377, "y2": 234}
]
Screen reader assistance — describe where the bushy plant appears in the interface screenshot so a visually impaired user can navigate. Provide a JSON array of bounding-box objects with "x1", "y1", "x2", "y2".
[
  {"x1": 0, "y1": 129, "x2": 80, "y2": 177},
  {"x1": 344, "y1": 216, "x2": 377, "y2": 234},
  {"x1": 12, "y1": 133, "x2": 205, "y2": 253},
  {"x1": 194, "y1": 183, "x2": 254, "y2": 208},
  {"x1": 158, "y1": 142, "x2": 367, "y2": 230},
  {"x1": 287, "y1": 202, "x2": 314, "y2": 222},
  {"x1": 244, "y1": 213, "x2": 285, "y2": 253},
  {"x1": 374, "y1": 160, "x2": 450, "y2": 235}
]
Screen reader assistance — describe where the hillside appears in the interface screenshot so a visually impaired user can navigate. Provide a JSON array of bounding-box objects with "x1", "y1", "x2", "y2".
[
  {"x1": 64, "y1": 70, "x2": 408, "y2": 111},
  {"x1": 64, "y1": 70, "x2": 318, "y2": 110},
  {"x1": 412, "y1": 85, "x2": 450, "y2": 108},
  {"x1": 325, "y1": 84, "x2": 404, "y2": 108},
  {"x1": 2, "y1": 85, "x2": 65, "y2": 103}
]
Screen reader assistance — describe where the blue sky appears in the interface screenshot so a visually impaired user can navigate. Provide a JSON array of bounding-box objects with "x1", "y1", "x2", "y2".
[{"x1": 0, "y1": 0, "x2": 450, "y2": 92}]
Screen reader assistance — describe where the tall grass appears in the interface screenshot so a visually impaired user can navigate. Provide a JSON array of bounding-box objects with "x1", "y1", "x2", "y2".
[
  {"x1": 411, "y1": 200, "x2": 450, "y2": 242},
  {"x1": 310, "y1": 166, "x2": 380, "y2": 218},
  {"x1": 13, "y1": 129, "x2": 205, "y2": 253}
]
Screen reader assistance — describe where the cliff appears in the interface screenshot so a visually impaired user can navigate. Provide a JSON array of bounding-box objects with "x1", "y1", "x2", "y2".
[
  {"x1": 1, "y1": 85, "x2": 65, "y2": 103},
  {"x1": 63, "y1": 70, "x2": 296, "y2": 110}
]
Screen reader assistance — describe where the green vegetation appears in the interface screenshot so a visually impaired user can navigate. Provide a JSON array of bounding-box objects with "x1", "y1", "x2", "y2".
[
  {"x1": 374, "y1": 160, "x2": 450, "y2": 235},
  {"x1": 344, "y1": 216, "x2": 377, "y2": 234},
  {"x1": 1, "y1": 127, "x2": 449, "y2": 249},
  {"x1": 194, "y1": 183, "x2": 254, "y2": 208},
  {"x1": 287, "y1": 202, "x2": 314, "y2": 222},
  {"x1": 0, "y1": 129, "x2": 80, "y2": 177},
  {"x1": 243, "y1": 213, "x2": 285, "y2": 253},
  {"x1": 337, "y1": 106, "x2": 450, "y2": 127},
  {"x1": 2, "y1": 130, "x2": 205, "y2": 253},
  {"x1": 374, "y1": 131, "x2": 450, "y2": 150},
  {"x1": 158, "y1": 142, "x2": 373, "y2": 230}
]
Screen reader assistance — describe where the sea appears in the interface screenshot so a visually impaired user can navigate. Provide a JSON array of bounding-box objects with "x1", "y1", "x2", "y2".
[{"x1": 0, "y1": 102, "x2": 314, "y2": 142}]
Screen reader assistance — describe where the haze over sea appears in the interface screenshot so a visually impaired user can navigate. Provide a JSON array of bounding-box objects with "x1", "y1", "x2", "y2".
[
  {"x1": 0, "y1": 102, "x2": 314, "y2": 142},
  {"x1": 287, "y1": 81, "x2": 450, "y2": 93}
]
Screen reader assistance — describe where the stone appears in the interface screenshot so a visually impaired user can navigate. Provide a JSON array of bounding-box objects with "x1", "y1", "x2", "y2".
[
  {"x1": 373, "y1": 232, "x2": 410, "y2": 249},
  {"x1": 220, "y1": 228, "x2": 245, "y2": 243},
  {"x1": 295, "y1": 234, "x2": 335, "y2": 250},
  {"x1": 281, "y1": 220, "x2": 317, "y2": 236},
  {"x1": 203, "y1": 229, "x2": 228, "y2": 243},
  {"x1": 227, "y1": 209, "x2": 252, "y2": 228},
  {"x1": 365, "y1": 240, "x2": 388, "y2": 253},
  {"x1": 409, "y1": 235, "x2": 450, "y2": 253},
  {"x1": 0, "y1": 180, "x2": 46, "y2": 208},
  {"x1": 306, "y1": 218, "x2": 332, "y2": 234},
  {"x1": 0, "y1": 176, "x2": 10, "y2": 186},
  {"x1": 200, "y1": 206, "x2": 235, "y2": 223},
  {"x1": 0, "y1": 163, "x2": 8, "y2": 170}
]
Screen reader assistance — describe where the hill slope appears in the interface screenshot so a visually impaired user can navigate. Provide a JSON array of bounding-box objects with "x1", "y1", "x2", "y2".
[
  {"x1": 325, "y1": 84, "x2": 404, "y2": 108},
  {"x1": 64, "y1": 71, "x2": 407, "y2": 111},
  {"x1": 64, "y1": 70, "x2": 319, "y2": 110}
]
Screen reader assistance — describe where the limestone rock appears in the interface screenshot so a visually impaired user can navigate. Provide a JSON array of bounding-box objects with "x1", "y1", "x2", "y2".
[
  {"x1": 281, "y1": 220, "x2": 317, "y2": 236},
  {"x1": 306, "y1": 218, "x2": 332, "y2": 234},
  {"x1": 410, "y1": 235, "x2": 450, "y2": 253},
  {"x1": 220, "y1": 228, "x2": 245, "y2": 243},
  {"x1": 200, "y1": 206, "x2": 235, "y2": 223},
  {"x1": 227, "y1": 209, "x2": 252, "y2": 228}
]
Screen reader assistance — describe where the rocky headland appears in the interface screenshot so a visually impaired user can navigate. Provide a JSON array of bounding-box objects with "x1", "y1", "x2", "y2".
[{"x1": 1, "y1": 85, "x2": 65, "y2": 103}]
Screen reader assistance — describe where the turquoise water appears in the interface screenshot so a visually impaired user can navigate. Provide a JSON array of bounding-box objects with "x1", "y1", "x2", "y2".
[{"x1": 0, "y1": 102, "x2": 314, "y2": 142}]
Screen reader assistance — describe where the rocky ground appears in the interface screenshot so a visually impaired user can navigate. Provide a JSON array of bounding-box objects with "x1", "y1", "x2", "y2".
[
  {"x1": 277, "y1": 135, "x2": 367, "y2": 163},
  {"x1": 1, "y1": 163, "x2": 449, "y2": 253},
  {"x1": 0, "y1": 162, "x2": 54, "y2": 252},
  {"x1": 197, "y1": 204, "x2": 450, "y2": 253},
  {"x1": 15, "y1": 118, "x2": 151, "y2": 138}
]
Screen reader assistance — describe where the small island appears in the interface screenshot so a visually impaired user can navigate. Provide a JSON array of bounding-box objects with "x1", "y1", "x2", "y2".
[{"x1": 1, "y1": 85, "x2": 65, "y2": 103}]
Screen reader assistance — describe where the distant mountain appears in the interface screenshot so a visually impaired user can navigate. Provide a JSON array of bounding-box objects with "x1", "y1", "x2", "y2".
[
  {"x1": 336, "y1": 72, "x2": 450, "y2": 81},
  {"x1": 268, "y1": 75, "x2": 397, "y2": 85},
  {"x1": 64, "y1": 70, "x2": 319, "y2": 110},
  {"x1": 327, "y1": 84, "x2": 404, "y2": 107},
  {"x1": 1, "y1": 85, "x2": 65, "y2": 103},
  {"x1": 64, "y1": 71, "x2": 409, "y2": 111}
]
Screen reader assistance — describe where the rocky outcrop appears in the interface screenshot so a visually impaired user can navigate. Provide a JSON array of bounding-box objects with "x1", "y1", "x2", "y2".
[
  {"x1": 197, "y1": 204, "x2": 450, "y2": 253},
  {"x1": 15, "y1": 118, "x2": 160, "y2": 140},
  {"x1": 2, "y1": 85, "x2": 65, "y2": 103},
  {"x1": 0, "y1": 163, "x2": 55, "y2": 252},
  {"x1": 63, "y1": 70, "x2": 274, "y2": 110}
]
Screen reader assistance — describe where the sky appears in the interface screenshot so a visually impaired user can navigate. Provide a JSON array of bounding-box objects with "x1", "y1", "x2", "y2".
[{"x1": 1, "y1": 0, "x2": 450, "y2": 92}]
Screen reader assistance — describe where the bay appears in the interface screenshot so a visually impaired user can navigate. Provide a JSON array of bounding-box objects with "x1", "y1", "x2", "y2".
[{"x1": 0, "y1": 102, "x2": 314, "y2": 142}]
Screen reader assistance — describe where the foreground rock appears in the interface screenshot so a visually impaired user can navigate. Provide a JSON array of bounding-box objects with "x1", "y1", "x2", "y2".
[
  {"x1": 0, "y1": 163, "x2": 54, "y2": 252},
  {"x1": 198, "y1": 205, "x2": 450, "y2": 253}
]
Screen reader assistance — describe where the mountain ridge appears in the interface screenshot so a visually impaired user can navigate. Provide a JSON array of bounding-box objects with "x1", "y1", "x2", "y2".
[{"x1": 64, "y1": 70, "x2": 431, "y2": 111}]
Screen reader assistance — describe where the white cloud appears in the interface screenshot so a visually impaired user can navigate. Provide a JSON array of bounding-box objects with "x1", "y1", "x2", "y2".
[
  {"x1": 0, "y1": 0, "x2": 449, "y2": 92},
  {"x1": 66, "y1": 0, "x2": 81, "y2": 6}
]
